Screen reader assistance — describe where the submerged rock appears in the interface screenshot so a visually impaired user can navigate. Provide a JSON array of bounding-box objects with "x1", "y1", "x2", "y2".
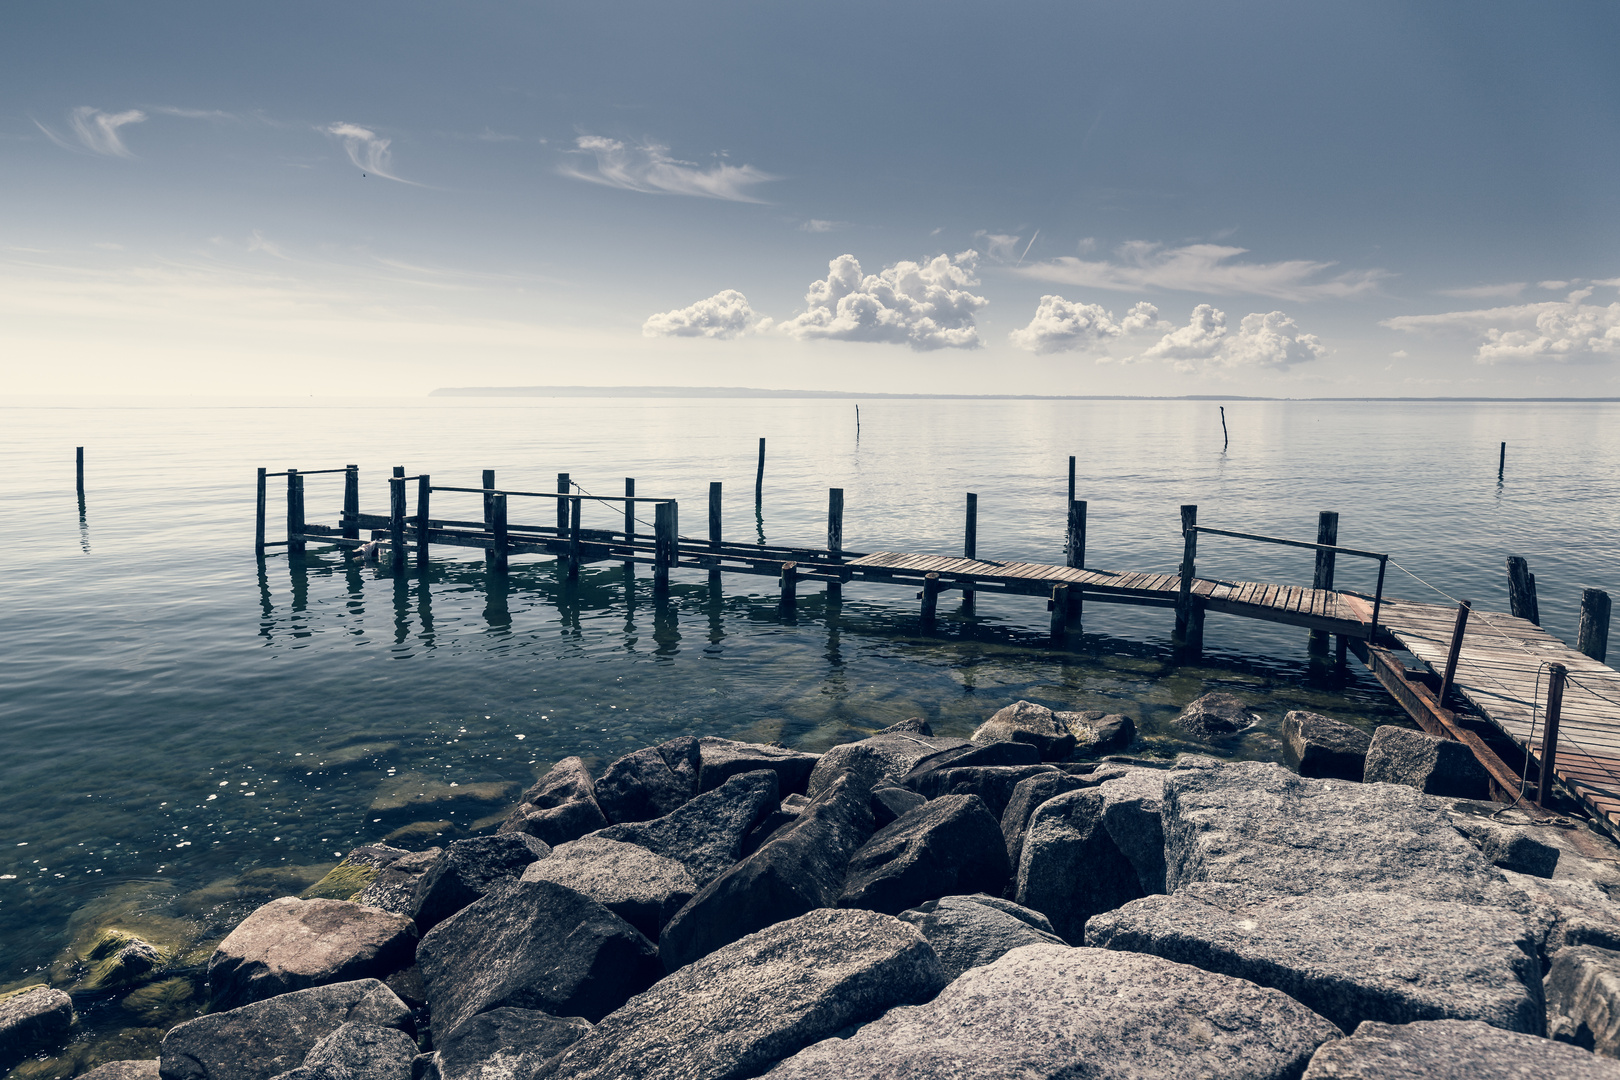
[
  {"x1": 0, "y1": 985, "x2": 77, "y2": 1071},
  {"x1": 1301, "y1": 1019, "x2": 1620, "y2": 1079},
  {"x1": 73, "y1": 927, "x2": 171, "y2": 993},
  {"x1": 301, "y1": 845, "x2": 414, "y2": 903},
  {"x1": 1283, "y1": 710, "x2": 1373, "y2": 782},
  {"x1": 1364, "y1": 726, "x2": 1490, "y2": 800},
  {"x1": 1173, "y1": 692, "x2": 1257, "y2": 739}
]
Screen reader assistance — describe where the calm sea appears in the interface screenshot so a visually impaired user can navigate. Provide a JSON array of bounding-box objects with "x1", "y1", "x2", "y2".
[{"x1": 2, "y1": 395, "x2": 1616, "y2": 1006}]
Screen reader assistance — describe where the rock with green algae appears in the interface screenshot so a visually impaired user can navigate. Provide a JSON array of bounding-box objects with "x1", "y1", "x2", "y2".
[
  {"x1": 368, "y1": 774, "x2": 517, "y2": 826},
  {"x1": 121, "y1": 977, "x2": 199, "y2": 1027},
  {"x1": 54, "y1": 882, "x2": 210, "y2": 988},
  {"x1": 0, "y1": 984, "x2": 77, "y2": 1071},
  {"x1": 300, "y1": 846, "x2": 410, "y2": 901},
  {"x1": 179, "y1": 865, "x2": 335, "y2": 916},
  {"x1": 73, "y1": 928, "x2": 172, "y2": 993}
]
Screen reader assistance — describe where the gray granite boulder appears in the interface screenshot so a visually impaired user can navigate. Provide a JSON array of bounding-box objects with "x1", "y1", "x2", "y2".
[
  {"x1": 1014, "y1": 788, "x2": 1144, "y2": 942},
  {"x1": 416, "y1": 878, "x2": 660, "y2": 1031},
  {"x1": 597, "y1": 768, "x2": 779, "y2": 887},
  {"x1": 301, "y1": 1022, "x2": 418, "y2": 1080},
  {"x1": 0, "y1": 985, "x2": 76, "y2": 1071},
  {"x1": 1453, "y1": 815, "x2": 1561, "y2": 878},
  {"x1": 840, "y1": 794, "x2": 1011, "y2": 915},
  {"x1": 355, "y1": 849, "x2": 443, "y2": 917},
  {"x1": 1302, "y1": 1019, "x2": 1620, "y2": 1079},
  {"x1": 900, "y1": 740, "x2": 1042, "y2": 793},
  {"x1": 1364, "y1": 725, "x2": 1491, "y2": 799},
  {"x1": 1505, "y1": 870, "x2": 1620, "y2": 957},
  {"x1": 81, "y1": 1064, "x2": 160, "y2": 1080},
  {"x1": 497, "y1": 757, "x2": 609, "y2": 846},
  {"x1": 592, "y1": 738, "x2": 699, "y2": 824},
  {"x1": 972, "y1": 700, "x2": 1078, "y2": 760},
  {"x1": 159, "y1": 978, "x2": 411, "y2": 1080},
  {"x1": 1093, "y1": 768, "x2": 1171, "y2": 895},
  {"x1": 208, "y1": 897, "x2": 419, "y2": 1010},
  {"x1": 1174, "y1": 692, "x2": 1257, "y2": 738},
  {"x1": 533, "y1": 908, "x2": 947, "y2": 1080},
  {"x1": 410, "y1": 833, "x2": 550, "y2": 932},
  {"x1": 805, "y1": 733, "x2": 966, "y2": 799},
  {"x1": 1086, "y1": 882, "x2": 1544, "y2": 1033},
  {"x1": 426, "y1": 1008, "x2": 589, "y2": 1080},
  {"x1": 1283, "y1": 710, "x2": 1373, "y2": 781},
  {"x1": 898, "y1": 894, "x2": 1067, "y2": 980},
  {"x1": 696, "y1": 737, "x2": 819, "y2": 794},
  {"x1": 1068, "y1": 712, "x2": 1136, "y2": 757},
  {"x1": 521, "y1": 834, "x2": 697, "y2": 939},
  {"x1": 869, "y1": 781, "x2": 925, "y2": 827},
  {"x1": 909, "y1": 764, "x2": 1059, "y2": 818},
  {"x1": 658, "y1": 774, "x2": 876, "y2": 971},
  {"x1": 763, "y1": 945, "x2": 1341, "y2": 1079},
  {"x1": 1000, "y1": 770, "x2": 1090, "y2": 871},
  {"x1": 879, "y1": 717, "x2": 932, "y2": 734},
  {"x1": 1547, "y1": 944, "x2": 1620, "y2": 1055}
]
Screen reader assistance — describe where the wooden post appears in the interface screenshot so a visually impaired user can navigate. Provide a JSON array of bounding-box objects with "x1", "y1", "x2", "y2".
[
  {"x1": 920, "y1": 572, "x2": 940, "y2": 629},
  {"x1": 255, "y1": 467, "x2": 267, "y2": 556},
  {"x1": 1065, "y1": 499, "x2": 1086, "y2": 626},
  {"x1": 286, "y1": 469, "x2": 305, "y2": 556},
  {"x1": 567, "y1": 495, "x2": 582, "y2": 580},
  {"x1": 1334, "y1": 633, "x2": 1348, "y2": 672},
  {"x1": 623, "y1": 478, "x2": 637, "y2": 570},
  {"x1": 1507, "y1": 556, "x2": 1540, "y2": 625},
  {"x1": 389, "y1": 472, "x2": 406, "y2": 573},
  {"x1": 709, "y1": 482, "x2": 723, "y2": 583},
  {"x1": 416, "y1": 475, "x2": 431, "y2": 570},
  {"x1": 1050, "y1": 583, "x2": 1069, "y2": 646},
  {"x1": 1438, "y1": 600, "x2": 1472, "y2": 707},
  {"x1": 827, "y1": 488, "x2": 844, "y2": 600},
  {"x1": 75, "y1": 446, "x2": 84, "y2": 495},
  {"x1": 1173, "y1": 505, "x2": 1203, "y2": 654},
  {"x1": 1579, "y1": 588, "x2": 1611, "y2": 662},
  {"x1": 1498, "y1": 442, "x2": 1506, "y2": 481},
  {"x1": 654, "y1": 501, "x2": 675, "y2": 593},
  {"x1": 1067, "y1": 456, "x2": 1075, "y2": 506},
  {"x1": 1537, "y1": 663, "x2": 1568, "y2": 807},
  {"x1": 557, "y1": 472, "x2": 570, "y2": 533},
  {"x1": 487, "y1": 493, "x2": 508, "y2": 574},
  {"x1": 1308, "y1": 510, "x2": 1339, "y2": 655},
  {"x1": 963, "y1": 493, "x2": 977, "y2": 613},
  {"x1": 482, "y1": 469, "x2": 496, "y2": 565},
  {"x1": 342, "y1": 465, "x2": 360, "y2": 540},
  {"x1": 780, "y1": 561, "x2": 798, "y2": 610},
  {"x1": 755, "y1": 438, "x2": 765, "y2": 502}
]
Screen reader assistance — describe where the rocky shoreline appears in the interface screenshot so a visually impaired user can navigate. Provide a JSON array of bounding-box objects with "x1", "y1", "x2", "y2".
[{"x1": 7, "y1": 697, "x2": 1620, "y2": 1078}]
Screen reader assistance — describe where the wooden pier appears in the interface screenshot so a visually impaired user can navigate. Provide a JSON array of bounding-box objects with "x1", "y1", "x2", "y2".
[{"x1": 253, "y1": 463, "x2": 1620, "y2": 841}]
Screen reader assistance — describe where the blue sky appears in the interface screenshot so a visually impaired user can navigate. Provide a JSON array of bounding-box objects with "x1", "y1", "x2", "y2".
[{"x1": 3, "y1": 1, "x2": 1618, "y2": 396}]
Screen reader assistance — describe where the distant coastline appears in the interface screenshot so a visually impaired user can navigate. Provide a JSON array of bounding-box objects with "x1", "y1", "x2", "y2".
[{"x1": 429, "y1": 385, "x2": 1620, "y2": 403}]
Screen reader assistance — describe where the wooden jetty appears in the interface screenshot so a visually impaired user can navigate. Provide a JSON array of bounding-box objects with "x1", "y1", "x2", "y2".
[{"x1": 253, "y1": 462, "x2": 1620, "y2": 841}]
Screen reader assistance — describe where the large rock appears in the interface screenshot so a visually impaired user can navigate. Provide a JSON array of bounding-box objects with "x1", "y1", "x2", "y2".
[
  {"x1": 81, "y1": 1064, "x2": 160, "y2": 1080},
  {"x1": 1093, "y1": 768, "x2": 1171, "y2": 895},
  {"x1": 208, "y1": 897, "x2": 419, "y2": 1011},
  {"x1": 1505, "y1": 869, "x2": 1620, "y2": 957},
  {"x1": 971, "y1": 700, "x2": 1078, "y2": 760},
  {"x1": 763, "y1": 945, "x2": 1341, "y2": 1079},
  {"x1": 416, "y1": 878, "x2": 660, "y2": 1031},
  {"x1": 897, "y1": 894, "x2": 1067, "y2": 980},
  {"x1": 868, "y1": 781, "x2": 925, "y2": 827},
  {"x1": 1163, "y1": 760, "x2": 1521, "y2": 906},
  {"x1": 429, "y1": 1008, "x2": 590, "y2": 1080},
  {"x1": 1453, "y1": 815, "x2": 1561, "y2": 878},
  {"x1": 1000, "y1": 771, "x2": 1090, "y2": 871},
  {"x1": 1302, "y1": 1019, "x2": 1620, "y2": 1079},
  {"x1": 900, "y1": 740, "x2": 1042, "y2": 794},
  {"x1": 592, "y1": 738, "x2": 699, "y2": 825},
  {"x1": 410, "y1": 833, "x2": 550, "y2": 932},
  {"x1": 1364, "y1": 725, "x2": 1490, "y2": 799},
  {"x1": 497, "y1": 757, "x2": 609, "y2": 846},
  {"x1": 302, "y1": 844, "x2": 416, "y2": 902},
  {"x1": 1547, "y1": 944, "x2": 1620, "y2": 1055},
  {"x1": 0, "y1": 985, "x2": 76, "y2": 1071},
  {"x1": 159, "y1": 978, "x2": 411, "y2": 1080},
  {"x1": 301, "y1": 1021, "x2": 419, "y2": 1080},
  {"x1": 908, "y1": 764, "x2": 1059, "y2": 818},
  {"x1": 1174, "y1": 692, "x2": 1257, "y2": 739},
  {"x1": 658, "y1": 774, "x2": 876, "y2": 971},
  {"x1": 697, "y1": 737, "x2": 819, "y2": 794},
  {"x1": 521, "y1": 834, "x2": 697, "y2": 940},
  {"x1": 839, "y1": 794, "x2": 1010, "y2": 915},
  {"x1": 1283, "y1": 710, "x2": 1373, "y2": 782},
  {"x1": 806, "y1": 733, "x2": 966, "y2": 798},
  {"x1": 597, "y1": 769, "x2": 779, "y2": 887},
  {"x1": 355, "y1": 849, "x2": 443, "y2": 916},
  {"x1": 1014, "y1": 788, "x2": 1143, "y2": 943},
  {"x1": 1086, "y1": 882, "x2": 1543, "y2": 1034},
  {"x1": 1067, "y1": 711, "x2": 1136, "y2": 757},
  {"x1": 534, "y1": 908, "x2": 947, "y2": 1080}
]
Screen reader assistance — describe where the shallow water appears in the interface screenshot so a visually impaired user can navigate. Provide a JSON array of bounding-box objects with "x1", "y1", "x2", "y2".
[{"x1": 2, "y1": 395, "x2": 1617, "y2": 1069}]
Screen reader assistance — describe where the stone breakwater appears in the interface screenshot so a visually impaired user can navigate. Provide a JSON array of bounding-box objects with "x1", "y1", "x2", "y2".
[{"x1": 9, "y1": 699, "x2": 1620, "y2": 1079}]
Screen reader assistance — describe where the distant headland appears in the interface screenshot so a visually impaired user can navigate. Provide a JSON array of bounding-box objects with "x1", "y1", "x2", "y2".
[{"x1": 428, "y1": 386, "x2": 1620, "y2": 402}]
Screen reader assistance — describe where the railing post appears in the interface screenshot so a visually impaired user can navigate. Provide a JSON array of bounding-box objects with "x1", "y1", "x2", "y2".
[
  {"x1": 827, "y1": 487, "x2": 844, "y2": 600},
  {"x1": 568, "y1": 495, "x2": 582, "y2": 580},
  {"x1": 780, "y1": 561, "x2": 798, "y2": 610},
  {"x1": 389, "y1": 471, "x2": 406, "y2": 573},
  {"x1": 1308, "y1": 510, "x2": 1339, "y2": 655},
  {"x1": 1369, "y1": 555, "x2": 1387, "y2": 643},
  {"x1": 709, "y1": 482, "x2": 723, "y2": 582},
  {"x1": 286, "y1": 469, "x2": 305, "y2": 556},
  {"x1": 1173, "y1": 505, "x2": 1200, "y2": 653},
  {"x1": 1050, "y1": 583, "x2": 1069, "y2": 646},
  {"x1": 623, "y1": 478, "x2": 637, "y2": 570},
  {"x1": 1507, "y1": 556, "x2": 1540, "y2": 625},
  {"x1": 416, "y1": 475, "x2": 431, "y2": 570},
  {"x1": 255, "y1": 467, "x2": 267, "y2": 556},
  {"x1": 1579, "y1": 588, "x2": 1611, "y2": 662},
  {"x1": 1438, "y1": 599, "x2": 1472, "y2": 707},
  {"x1": 920, "y1": 572, "x2": 940, "y2": 630},
  {"x1": 342, "y1": 465, "x2": 359, "y2": 540},
  {"x1": 654, "y1": 501, "x2": 675, "y2": 593},
  {"x1": 557, "y1": 472, "x2": 570, "y2": 533},
  {"x1": 963, "y1": 492, "x2": 977, "y2": 613},
  {"x1": 481, "y1": 469, "x2": 496, "y2": 566},
  {"x1": 491, "y1": 493, "x2": 509, "y2": 574},
  {"x1": 1538, "y1": 663, "x2": 1568, "y2": 807}
]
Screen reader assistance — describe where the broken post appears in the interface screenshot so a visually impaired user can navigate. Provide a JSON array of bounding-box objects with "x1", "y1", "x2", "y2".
[
  {"x1": 1507, "y1": 556, "x2": 1540, "y2": 625},
  {"x1": 1579, "y1": 588, "x2": 1611, "y2": 662},
  {"x1": 755, "y1": 438, "x2": 766, "y2": 503},
  {"x1": 1438, "y1": 599, "x2": 1472, "y2": 707},
  {"x1": 1050, "y1": 583, "x2": 1069, "y2": 646},
  {"x1": 780, "y1": 561, "x2": 798, "y2": 610},
  {"x1": 920, "y1": 572, "x2": 941, "y2": 629}
]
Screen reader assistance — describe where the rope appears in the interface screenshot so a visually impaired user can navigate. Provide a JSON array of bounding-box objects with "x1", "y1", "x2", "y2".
[{"x1": 564, "y1": 479, "x2": 696, "y2": 542}]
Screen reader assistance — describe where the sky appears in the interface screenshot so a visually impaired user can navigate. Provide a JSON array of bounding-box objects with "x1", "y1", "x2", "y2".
[{"x1": 2, "y1": 1, "x2": 1618, "y2": 398}]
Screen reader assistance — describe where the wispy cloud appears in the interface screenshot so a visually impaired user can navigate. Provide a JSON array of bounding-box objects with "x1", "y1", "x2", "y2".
[
  {"x1": 152, "y1": 106, "x2": 237, "y2": 121},
  {"x1": 1012, "y1": 242, "x2": 1386, "y2": 302},
  {"x1": 323, "y1": 122, "x2": 420, "y2": 185},
  {"x1": 560, "y1": 136, "x2": 778, "y2": 202},
  {"x1": 1383, "y1": 286, "x2": 1620, "y2": 363},
  {"x1": 974, "y1": 231, "x2": 1023, "y2": 262},
  {"x1": 799, "y1": 219, "x2": 847, "y2": 233},
  {"x1": 1435, "y1": 282, "x2": 1527, "y2": 300},
  {"x1": 780, "y1": 251, "x2": 986, "y2": 351},
  {"x1": 36, "y1": 107, "x2": 148, "y2": 157},
  {"x1": 643, "y1": 289, "x2": 764, "y2": 339}
]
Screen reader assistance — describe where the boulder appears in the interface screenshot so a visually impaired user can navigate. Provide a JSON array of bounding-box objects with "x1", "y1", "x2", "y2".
[
  {"x1": 696, "y1": 737, "x2": 819, "y2": 794},
  {"x1": 81, "y1": 1063, "x2": 161, "y2": 1080},
  {"x1": 72, "y1": 927, "x2": 170, "y2": 993},
  {"x1": 354, "y1": 849, "x2": 443, "y2": 917},
  {"x1": 1014, "y1": 788, "x2": 1144, "y2": 943},
  {"x1": 1090, "y1": 768, "x2": 1171, "y2": 895},
  {"x1": 497, "y1": 757, "x2": 609, "y2": 846},
  {"x1": 1000, "y1": 771, "x2": 1090, "y2": 871},
  {"x1": 1283, "y1": 710, "x2": 1372, "y2": 781},
  {"x1": 1547, "y1": 944, "x2": 1620, "y2": 1055},
  {"x1": 533, "y1": 909, "x2": 947, "y2": 1080},
  {"x1": 302, "y1": 845, "x2": 415, "y2": 902},
  {"x1": 1453, "y1": 816, "x2": 1561, "y2": 878},
  {"x1": 409, "y1": 834, "x2": 550, "y2": 932},
  {"x1": 1364, "y1": 725, "x2": 1490, "y2": 799},
  {"x1": 592, "y1": 739, "x2": 698, "y2": 825},
  {"x1": 806, "y1": 733, "x2": 965, "y2": 798},
  {"x1": 521, "y1": 834, "x2": 697, "y2": 940},
  {"x1": 597, "y1": 769, "x2": 779, "y2": 887},
  {"x1": 878, "y1": 717, "x2": 932, "y2": 735},
  {"x1": 1067, "y1": 712, "x2": 1136, "y2": 757},
  {"x1": 416, "y1": 878, "x2": 660, "y2": 1031},
  {"x1": 301, "y1": 1022, "x2": 419, "y2": 1080},
  {"x1": 900, "y1": 740, "x2": 1042, "y2": 794},
  {"x1": 763, "y1": 945, "x2": 1340, "y2": 1079},
  {"x1": 1173, "y1": 692, "x2": 1257, "y2": 739},
  {"x1": 869, "y1": 781, "x2": 925, "y2": 827},
  {"x1": 909, "y1": 764, "x2": 1059, "y2": 818},
  {"x1": 658, "y1": 774, "x2": 876, "y2": 971},
  {"x1": 1503, "y1": 870, "x2": 1620, "y2": 957},
  {"x1": 972, "y1": 700, "x2": 1078, "y2": 760},
  {"x1": 840, "y1": 794, "x2": 1011, "y2": 915},
  {"x1": 1302, "y1": 1019, "x2": 1620, "y2": 1079},
  {"x1": 429, "y1": 1008, "x2": 590, "y2": 1080},
  {"x1": 1086, "y1": 883, "x2": 1543, "y2": 1034},
  {"x1": 1163, "y1": 761, "x2": 1521, "y2": 907},
  {"x1": 208, "y1": 897, "x2": 419, "y2": 1011},
  {"x1": 159, "y1": 978, "x2": 411, "y2": 1080},
  {"x1": 0, "y1": 985, "x2": 76, "y2": 1071},
  {"x1": 897, "y1": 894, "x2": 1067, "y2": 980}
]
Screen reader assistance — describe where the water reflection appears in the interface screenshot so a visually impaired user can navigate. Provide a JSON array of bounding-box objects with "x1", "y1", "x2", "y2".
[{"x1": 77, "y1": 490, "x2": 91, "y2": 553}]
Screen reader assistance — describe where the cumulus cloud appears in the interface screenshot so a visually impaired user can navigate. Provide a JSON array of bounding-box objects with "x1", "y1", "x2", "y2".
[
  {"x1": 1139, "y1": 305, "x2": 1326, "y2": 371},
  {"x1": 37, "y1": 107, "x2": 147, "y2": 156},
  {"x1": 1008, "y1": 296, "x2": 1162, "y2": 354},
  {"x1": 561, "y1": 136, "x2": 777, "y2": 202},
  {"x1": 780, "y1": 251, "x2": 986, "y2": 351},
  {"x1": 1383, "y1": 289, "x2": 1620, "y2": 363},
  {"x1": 323, "y1": 122, "x2": 418, "y2": 184},
  {"x1": 1013, "y1": 241, "x2": 1384, "y2": 301},
  {"x1": 643, "y1": 289, "x2": 762, "y2": 339}
]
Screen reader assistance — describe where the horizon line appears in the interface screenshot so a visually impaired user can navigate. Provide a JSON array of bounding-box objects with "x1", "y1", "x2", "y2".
[{"x1": 430, "y1": 385, "x2": 1620, "y2": 403}]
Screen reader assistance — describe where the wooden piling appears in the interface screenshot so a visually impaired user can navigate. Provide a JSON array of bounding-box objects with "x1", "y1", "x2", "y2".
[
  {"x1": 567, "y1": 495, "x2": 582, "y2": 580},
  {"x1": 654, "y1": 501, "x2": 676, "y2": 593},
  {"x1": 557, "y1": 472, "x2": 570, "y2": 533},
  {"x1": 389, "y1": 472, "x2": 406, "y2": 573},
  {"x1": 827, "y1": 488, "x2": 844, "y2": 600},
  {"x1": 255, "y1": 467, "x2": 267, "y2": 556},
  {"x1": 1065, "y1": 499, "x2": 1087, "y2": 569},
  {"x1": 286, "y1": 469, "x2": 305, "y2": 556},
  {"x1": 963, "y1": 493, "x2": 977, "y2": 613},
  {"x1": 1537, "y1": 662, "x2": 1568, "y2": 807},
  {"x1": 623, "y1": 478, "x2": 636, "y2": 570},
  {"x1": 1438, "y1": 599, "x2": 1472, "y2": 706},
  {"x1": 76, "y1": 446, "x2": 84, "y2": 495},
  {"x1": 1307, "y1": 511, "x2": 1339, "y2": 654},
  {"x1": 920, "y1": 572, "x2": 940, "y2": 628},
  {"x1": 1498, "y1": 441, "x2": 1506, "y2": 481},
  {"x1": 482, "y1": 469, "x2": 496, "y2": 565},
  {"x1": 1067, "y1": 456, "x2": 1075, "y2": 506},
  {"x1": 781, "y1": 561, "x2": 798, "y2": 609},
  {"x1": 1507, "y1": 557, "x2": 1540, "y2": 625},
  {"x1": 1579, "y1": 589, "x2": 1611, "y2": 662},
  {"x1": 1173, "y1": 504, "x2": 1203, "y2": 653},
  {"x1": 709, "y1": 482, "x2": 723, "y2": 582},
  {"x1": 491, "y1": 493, "x2": 509, "y2": 574},
  {"x1": 755, "y1": 438, "x2": 766, "y2": 502},
  {"x1": 1050, "y1": 583, "x2": 1069, "y2": 645},
  {"x1": 342, "y1": 465, "x2": 360, "y2": 540},
  {"x1": 416, "y1": 475, "x2": 431, "y2": 570}
]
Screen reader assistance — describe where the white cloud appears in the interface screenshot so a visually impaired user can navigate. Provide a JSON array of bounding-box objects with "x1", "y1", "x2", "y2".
[
  {"x1": 1139, "y1": 305, "x2": 1325, "y2": 371},
  {"x1": 1013, "y1": 241, "x2": 1384, "y2": 301},
  {"x1": 1008, "y1": 296, "x2": 1162, "y2": 354},
  {"x1": 1383, "y1": 291, "x2": 1620, "y2": 363},
  {"x1": 1119, "y1": 301, "x2": 1160, "y2": 332},
  {"x1": 37, "y1": 107, "x2": 147, "y2": 156},
  {"x1": 153, "y1": 106, "x2": 236, "y2": 121},
  {"x1": 1436, "y1": 282, "x2": 1527, "y2": 300},
  {"x1": 560, "y1": 136, "x2": 777, "y2": 202},
  {"x1": 974, "y1": 231, "x2": 1023, "y2": 262},
  {"x1": 323, "y1": 122, "x2": 418, "y2": 185},
  {"x1": 643, "y1": 289, "x2": 761, "y2": 339},
  {"x1": 780, "y1": 251, "x2": 986, "y2": 351},
  {"x1": 1143, "y1": 304, "x2": 1227, "y2": 362}
]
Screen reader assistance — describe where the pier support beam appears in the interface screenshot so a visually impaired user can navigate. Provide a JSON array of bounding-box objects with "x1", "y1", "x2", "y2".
[
  {"x1": 389, "y1": 470, "x2": 406, "y2": 574},
  {"x1": 1065, "y1": 498, "x2": 1086, "y2": 628},
  {"x1": 1538, "y1": 663, "x2": 1568, "y2": 807},
  {"x1": 654, "y1": 501, "x2": 676, "y2": 594},
  {"x1": 1173, "y1": 504, "x2": 1203, "y2": 656},
  {"x1": 416, "y1": 475, "x2": 431, "y2": 570},
  {"x1": 827, "y1": 488, "x2": 844, "y2": 601},
  {"x1": 963, "y1": 493, "x2": 977, "y2": 613},
  {"x1": 557, "y1": 473, "x2": 570, "y2": 533},
  {"x1": 491, "y1": 493, "x2": 509, "y2": 574},
  {"x1": 780, "y1": 561, "x2": 798, "y2": 611},
  {"x1": 482, "y1": 469, "x2": 496, "y2": 567},
  {"x1": 567, "y1": 495, "x2": 581, "y2": 580},
  {"x1": 1579, "y1": 589, "x2": 1610, "y2": 662},
  {"x1": 286, "y1": 469, "x2": 305, "y2": 556},
  {"x1": 255, "y1": 467, "x2": 267, "y2": 556},
  {"x1": 1307, "y1": 510, "x2": 1339, "y2": 655},
  {"x1": 709, "y1": 482, "x2": 723, "y2": 583},
  {"x1": 623, "y1": 478, "x2": 636, "y2": 571},
  {"x1": 343, "y1": 465, "x2": 359, "y2": 540},
  {"x1": 920, "y1": 572, "x2": 941, "y2": 630},
  {"x1": 1050, "y1": 584, "x2": 1070, "y2": 646}
]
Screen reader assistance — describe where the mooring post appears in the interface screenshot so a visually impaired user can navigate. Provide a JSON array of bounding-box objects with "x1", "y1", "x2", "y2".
[
  {"x1": 653, "y1": 501, "x2": 676, "y2": 593},
  {"x1": 480, "y1": 469, "x2": 496, "y2": 566},
  {"x1": 342, "y1": 465, "x2": 360, "y2": 540},
  {"x1": 567, "y1": 495, "x2": 582, "y2": 580},
  {"x1": 557, "y1": 472, "x2": 570, "y2": 533},
  {"x1": 1507, "y1": 556, "x2": 1540, "y2": 625},
  {"x1": 623, "y1": 478, "x2": 637, "y2": 569},
  {"x1": 1173, "y1": 504, "x2": 1202, "y2": 654},
  {"x1": 489, "y1": 493, "x2": 508, "y2": 574},
  {"x1": 1498, "y1": 441, "x2": 1506, "y2": 481},
  {"x1": 827, "y1": 487, "x2": 844, "y2": 600},
  {"x1": 1537, "y1": 662, "x2": 1568, "y2": 807},
  {"x1": 1438, "y1": 599, "x2": 1472, "y2": 707},
  {"x1": 920, "y1": 572, "x2": 941, "y2": 629},
  {"x1": 1308, "y1": 510, "x2": 1340, "y2": 655},
  {"x1": 1050, "y1": 583, "x2": 1069, "y2": 646},
  {"x1": 1579, "y1": 588, "x2": 1611, "y2": 662},
  {"x1": 755, "y1": 438, "x2": 766, "y2": 503},
  {"x1": 709, "y1": 481, "x2": 723, "y2": 582},
  {"x1": 416, "y1": 475, "x2": 431, "y2": 570},
  {"x1": 255, "y1": 467, "x2": 268, "y2": 556},
  {"x1": 780, "y1": 561, "x2": 798, "y2": 610},
  {"x1": 76, "y1": 446, "x2": 84, "y2": 495},
  {"x1": 963, "y1": 492, "x2": 978, "y2": 613},
  {"x1": 286, "y1": 469, "x2": 305, "y2": 556},
  {"x1": 1065, "y1": 499, "x2": 1087, "y2": 569},
  {"x1": 389, "y1": 471, "x2": 406, "y2": 573},
  {"x1": 1067, "y1": 456, "x2": 1075, "y2": 506}
]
